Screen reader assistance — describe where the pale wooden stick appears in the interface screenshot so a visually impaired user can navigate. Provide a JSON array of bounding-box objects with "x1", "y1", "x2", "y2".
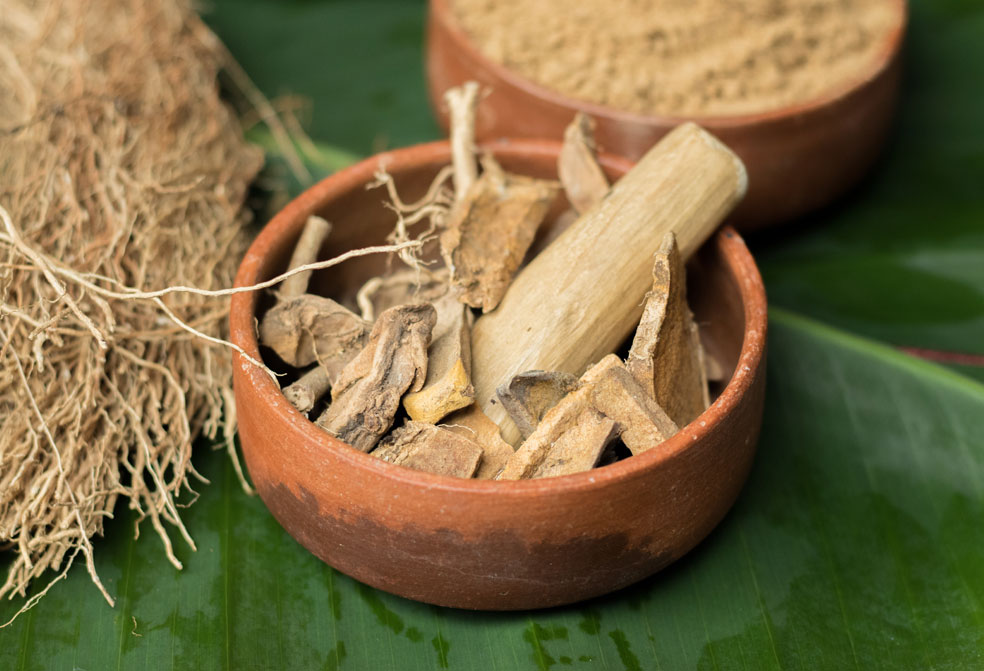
[
  {"x1": 280, "y1": 215, "x2": 332, "y2": 298},
  {"x1": 283, "y1": 365, "x2": 332, "y2": 414},
  {"x1": 444, "y1": 82, "x2": 481, "y2": 203},
  {"x1": 471, "y1": 123, "x2": 747, "y2": 445}
]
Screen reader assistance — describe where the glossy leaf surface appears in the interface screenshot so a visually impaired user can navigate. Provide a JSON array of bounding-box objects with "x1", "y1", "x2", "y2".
[{"x1": 2, "y1": 0, "x2": 983, "y2": 668}]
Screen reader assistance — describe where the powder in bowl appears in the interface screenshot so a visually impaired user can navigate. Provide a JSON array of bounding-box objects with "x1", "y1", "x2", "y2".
[{"x1": 449, "y1": 0, "x2": 899, "y2": 117}]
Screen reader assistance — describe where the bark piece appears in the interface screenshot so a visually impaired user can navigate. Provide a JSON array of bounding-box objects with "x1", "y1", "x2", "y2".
[
  {"x1": 372, "y1": 421, "x2": 482, "y2": 478},
  {"x1": 316, "y1": 304, "x2": 436, "y2": 452},
  {"x1": 584, "y1": 354, "x2": 678, "y2": 456},
  {"x1": 498, "y1": 385, "x2": 616, "y2": 480},
  {"x1": 281, "y1": 215, "x2": 332, "y2": 298},
  {"x1": 440, "y1": 156, "x2": 558, "y2": 312},
  {"x1": 558, "y1": 113, "x2": 609, "y2": 214},
  {"x1": 356, "y1": 268, "x2": 449, "y2": 322},
  {"x1": 495, "y1": 370, "x2": 579, "y2": 440},
  {"x1": 403, "y1": 293, "x2": 475, "y2": 423},
  {"x1": 625, "y1": 232, "x2": 709, "y2": 427},
  {"x1": 282, "y1": 365, "x2": 331, "y2": 414},
  {"x1": 259, "y1": 294, "x2": 370, "y2": 372},
  {"x1": 443, "y1": 404, "x2": 515, "y2": 480}
]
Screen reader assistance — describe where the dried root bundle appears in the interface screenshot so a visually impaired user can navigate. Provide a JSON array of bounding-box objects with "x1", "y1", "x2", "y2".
[{"x1": 0, "y1": 0, "x2": 264, "y2": 611}]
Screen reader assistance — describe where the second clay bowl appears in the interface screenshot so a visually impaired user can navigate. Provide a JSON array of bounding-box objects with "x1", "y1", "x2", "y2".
[{"x1": 426, "y1": 0, "x2": 908, "y2": 228}]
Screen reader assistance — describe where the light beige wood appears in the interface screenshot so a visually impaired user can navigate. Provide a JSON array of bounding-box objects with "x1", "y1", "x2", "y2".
[
  {"x1": 280, "y1": 215, "x2": 331, "y2": 298},
  {"x1": 471, "y1": 123, "x2": 746, "y2": 445}
]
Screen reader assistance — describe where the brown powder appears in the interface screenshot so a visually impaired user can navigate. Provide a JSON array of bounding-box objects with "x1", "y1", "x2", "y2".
[{"x1": 449, "y1": 0, "x2": 899, "y2": 116}]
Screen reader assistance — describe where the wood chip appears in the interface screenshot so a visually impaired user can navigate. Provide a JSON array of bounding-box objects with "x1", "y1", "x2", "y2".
[
  {"x1": 282, "y1": 365, "x2": 331, "y2": 414},
  {"x1": 583, "y1": 354, "x2": 678, "y2": 456},
  {"x1": 372, "y1": 421, "x2": 483, "y2": 478},
  {"x1": 440, "y1": 156, "x2": 558, "y2": 312},
  {"x1": 258, "y1": 294, "x2": 370, "y2": 372},
  {"x1": 626, "y1": 232, "x2": 709, "y2": 427},
  {"x1": 558, "y1": 113, "x2": 609, "y2": 214},
  {"x1": 280, "y1": 215, "x2": 332, "y2": 299},
  {"x1": 495, "y1": 370, "x2": 579, "y2": 440},
  {"x1": 442, "y1": 404, "x2": 515, "y2": 480},
  {"x1": 316, "y1": 304, "x2": 436, "y2": 452},
  {"x1": 403, "y1": 293, "x2": 475, "y2": 423},
  {"x1": 498, "y1": 384, "x2": 616, "y2": 480},
  {"x1": 355, "y1": 268, "x2": 449, "y2": 322}
]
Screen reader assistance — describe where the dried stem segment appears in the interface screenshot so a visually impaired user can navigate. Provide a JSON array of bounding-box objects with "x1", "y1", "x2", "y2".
[
  {"x1": 498, "y1": 383, "x2": 616, "y2": 480},
  {"x1": 258, "y1": 295, "x2": 370, "y2": 374},
  {"x1": 496, "y1": 370, "x2": 579, "y2": 441},
  {"x1": 626, "y1": 233, "x2": 709, "y2": 427},
  {"x1": 583, "y1": 355, "x2": 678, "y2": 456},
  {"x1": 443, "y1": 404, "x2": 515, "y2": 480},
  {"x1": 280, "y1": 215, "x2": 332, "y2": 298},
  {"x1": 373, "y1": 422, "x2": 482, "y2": 478},
  {"x1": 444, "y1": 81, "x2": 481, "y2": 203},
  {"x1": 471, "y1": 123, "x2": 746, "y2": 445},
  {"x1": 558, "y1": 113, "x2": 609, "y2": 214},
  {"x1": 440, "y1": 157, "x2": 558, "y2": 312},
  {"x1": 316, "y1": 304, "x2": 436, "y2": 451},
  {"x1": 403, "y1": 294, "x2": 475, "y2": 423},
  {"x1": 282, "y1": 366, "x2": 332, "y2": 414}
]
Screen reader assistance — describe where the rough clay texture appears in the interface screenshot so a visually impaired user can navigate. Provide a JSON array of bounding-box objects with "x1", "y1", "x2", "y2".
[{"x1": 450, "y1": 0, "x2": 897, "y2": 116}]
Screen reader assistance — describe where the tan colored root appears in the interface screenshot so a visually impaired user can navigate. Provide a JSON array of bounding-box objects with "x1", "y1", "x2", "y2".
[{"x1": 0, "y1": 0, "x2": 270, "y2": 618}]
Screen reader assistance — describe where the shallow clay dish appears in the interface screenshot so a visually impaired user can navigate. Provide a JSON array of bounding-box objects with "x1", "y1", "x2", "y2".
[
  {"x1": 230, "y1": 140, "x2": 768, "y2": 610},
  {"x1": 426, "y1": 0, "x2": 908, "y2": 228}
]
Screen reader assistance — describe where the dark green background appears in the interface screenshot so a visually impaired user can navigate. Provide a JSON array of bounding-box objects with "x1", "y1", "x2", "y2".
[{"x1": 2, "y1": 1, "x2": 982, "y2": 668}]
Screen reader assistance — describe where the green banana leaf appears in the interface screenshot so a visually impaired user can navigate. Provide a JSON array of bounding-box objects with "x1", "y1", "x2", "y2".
[{"x1": 2, "y1": 0, "x2": 983, "y2": 668}]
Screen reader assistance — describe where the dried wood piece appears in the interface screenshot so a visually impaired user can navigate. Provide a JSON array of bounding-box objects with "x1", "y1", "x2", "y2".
[
  {"x1": 282, "y1": 365, "x2": 332, "y2": 414},
  {"x1": 356, "y1": 268, "x2": 449, "y2": 322},
  {"x1": 626, "y1": 233, "x2": 709, "y2": 427},
  {"x1": 584, "y1": 355, "x2": 678, "y2": 456},
  {"x1": 443, "y1": 404, "x2": 515, "y2": 480},
  {"x1": 280, "y1": 215, "x2": 332, "y2": 298},
  {"x1": 558, "y1": 113, "x2": 609, "y2": 214},
  {"x1": 470, "y1": 123, "x2": 747, "y2": 446},
  {"x1": 403, "y1": 293, "x2": 475, "y2": 423},
  {"x1": 440, "y1": 156, "x2": 558, "y2": 312},
  {"x1": 498, "y1": 385, "x2": 616, "y2": 480},
  {"x1": 258, "y1": 294, "x2": 370, "y2": 373},
  {"x1": 373, "y1": 421, "x2": 482, "y2": 478},
  {"x1": 496, "y1": 370, "x2": 579, "y2": 440},
  {"x1": 444, "y1": 81, "x2": 481, "y2": 203},
  {"x1": 316, "y1": 304, "x2": 436, "y2": 451}
]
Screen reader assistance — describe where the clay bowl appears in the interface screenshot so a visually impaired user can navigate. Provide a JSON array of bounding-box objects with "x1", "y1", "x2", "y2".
[
  {"x1": 426, "y1": 0, "x2": 908, "y2": 229},
  {"x1": 230, "y1": 139, "x2": 768, "y2": 610}
]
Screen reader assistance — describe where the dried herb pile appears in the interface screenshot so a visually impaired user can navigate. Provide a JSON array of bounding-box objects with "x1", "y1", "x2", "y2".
[
  {"x1": 0, "y1": 0, "x2": 262, "y2": 608},
  {"x1": 261, "y1": 84, "x2": 717, "y2": 480}
]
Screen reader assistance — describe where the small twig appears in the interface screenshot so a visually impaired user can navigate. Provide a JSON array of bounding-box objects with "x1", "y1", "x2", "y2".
[
  {"x1": 280, "y1": 215, "x2": 332, "y2": 299},
  {"x1": 444, "y1": 82, "x2": 481, "y2": 203},
  {"x1": 0, "y1": 234, "x2": 422, "y2": 302}
]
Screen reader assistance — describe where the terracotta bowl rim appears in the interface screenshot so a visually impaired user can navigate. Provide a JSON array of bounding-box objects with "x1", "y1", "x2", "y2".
[
  {"x1": 230, "y1": 138, "x2": 767, "y2": 496},
  {"x1": 429, "y1": 0, "x2": 908, "y2": 129}
]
